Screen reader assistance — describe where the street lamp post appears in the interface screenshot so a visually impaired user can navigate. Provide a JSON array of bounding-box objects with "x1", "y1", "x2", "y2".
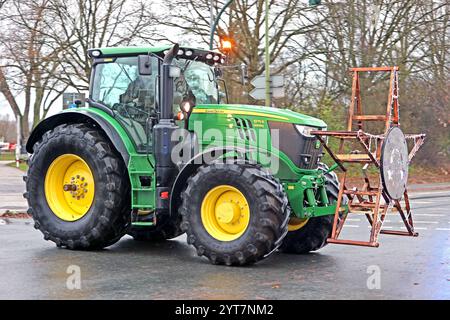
[
  {"x1": 264, "y1": 0, "x2": 270, "y2": 107},
  {"x1": 15, "y1": 116, "x2": 20, "y2": 168}
]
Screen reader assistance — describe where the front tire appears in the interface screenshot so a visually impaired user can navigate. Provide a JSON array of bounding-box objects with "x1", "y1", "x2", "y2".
[
  {"x1": 24, "y1": 123, "x2": 131, "y2": 249},
  {"x1": 180, "y1": 162, "x2": 289, "y2": 266}
]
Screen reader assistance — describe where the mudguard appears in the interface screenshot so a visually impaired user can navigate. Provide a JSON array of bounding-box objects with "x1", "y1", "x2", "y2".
[{"x1": 26, "y1": 109, "x2": 132, "y2": 165}]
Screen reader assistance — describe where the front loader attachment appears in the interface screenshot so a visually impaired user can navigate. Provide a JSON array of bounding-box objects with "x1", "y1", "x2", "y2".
[{"x1": 312, "y1": 67, "x2": 425, "y2": 247}]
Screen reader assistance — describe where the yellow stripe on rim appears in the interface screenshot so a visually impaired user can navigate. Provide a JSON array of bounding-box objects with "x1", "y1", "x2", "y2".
[
  {"x1": 192, "y1": 108, "x2": 289, "y2": 121},
  {"x1": 288, "y1": 217, "x2": 309, "y2": 231},
  {"x1": 201, "y1": 185, "x2": 250, "y2": 241},
  {"x1": 44, "y1": 154, "x2": 95, "y2": 221}
]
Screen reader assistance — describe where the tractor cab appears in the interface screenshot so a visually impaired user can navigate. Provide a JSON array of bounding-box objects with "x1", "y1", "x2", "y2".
[{"x1": 87, "y1": 46, "x2": 226, "y2": 152}]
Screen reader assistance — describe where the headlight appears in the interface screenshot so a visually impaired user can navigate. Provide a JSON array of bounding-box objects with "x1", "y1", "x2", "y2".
[
  {"x1": 295, "y1": 125, "x2": 317, "y2": 137},
  {"x1": 90, "y1": 50, "x2": 102, "y2": 58}
]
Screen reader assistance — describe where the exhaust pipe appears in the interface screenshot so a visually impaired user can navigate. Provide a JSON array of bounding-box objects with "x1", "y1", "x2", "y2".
[
  {"x1": 153, "y1": 44, "x2": 180, "y2": 212},
  {"x1": 160, "y1": 43, "x2": 179, "y2": 120}
]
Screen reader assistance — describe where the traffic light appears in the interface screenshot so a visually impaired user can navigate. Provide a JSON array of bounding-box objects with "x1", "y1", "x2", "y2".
[
  {"x1": 219, "y1": 36, "x2": 234, "y2": 54},
  {"x1": 309, "y1": 0, "x2": 321, "y2": 5}
]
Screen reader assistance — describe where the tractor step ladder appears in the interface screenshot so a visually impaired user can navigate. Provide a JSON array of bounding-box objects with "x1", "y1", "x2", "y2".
[{"x1": 312, "y1": 66, "x2": 425, "y2": 247}]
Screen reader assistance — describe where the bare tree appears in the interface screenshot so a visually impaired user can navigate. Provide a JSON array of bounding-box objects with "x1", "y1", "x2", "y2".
[
  {"x1": 292, "y1": 0, "x2": 449, "y2": 101},
  {"x1": 0, "y1": 0, "x2": 159, "y2": 142},
  {"x1": 156, "y1": 0, "x2": 323, "y2": 105},
  {"x1": 0, "y1": 0, "x2": 68, "y2": 139},
  {"x1": 293, "y1": 0, "x2": 449, "y2": 166},
  {"x1": 42, "y1": 0, "x2": 159, "y2": 90}
]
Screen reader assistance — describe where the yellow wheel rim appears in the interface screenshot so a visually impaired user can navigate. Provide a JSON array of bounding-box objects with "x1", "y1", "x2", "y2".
[
  {"x1": 288, "y1": 217, "x2": 309, "y2": 231},
  {"x1": 201, "y1": 185, "x2": 250, "y2": 241},
  {"x1": 44, "y1": 154, "x2": 95, "y2": 221}
]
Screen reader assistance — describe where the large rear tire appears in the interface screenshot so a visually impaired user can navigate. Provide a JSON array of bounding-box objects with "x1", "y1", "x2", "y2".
[
  {"x1": 279, "y1": 163, "x2": 342, "y2": 254},
  {"x1": 180, "y1": 162, "x2": 289, "y2": 266},
  {"x1": 24, "y1": 123, "x2": 131, "y2": 249}
]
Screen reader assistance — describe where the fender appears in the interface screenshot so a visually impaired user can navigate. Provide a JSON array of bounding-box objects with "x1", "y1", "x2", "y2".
[{"x1": 26, "y1": 109, "x2": 133, "y2": 165}]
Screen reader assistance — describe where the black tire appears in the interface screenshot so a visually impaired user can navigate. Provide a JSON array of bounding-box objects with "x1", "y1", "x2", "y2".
[
  {"x1": 180, "y1": 162, "x2": 289, "y2": 266},
  {"x1": 24, "y1": 123, "x2": 131, "y2": 249},
  {"x1": 279, "y1": 163, "x2": 343, "y2": 254},
  {"x1": 128, "y1": 214, "x2": 183, "y2": 241}
]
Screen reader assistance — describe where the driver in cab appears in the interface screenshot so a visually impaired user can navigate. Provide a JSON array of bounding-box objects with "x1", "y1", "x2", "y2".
[{"x1": 185, "y1": 70, "x2": 214, "y2": 104}]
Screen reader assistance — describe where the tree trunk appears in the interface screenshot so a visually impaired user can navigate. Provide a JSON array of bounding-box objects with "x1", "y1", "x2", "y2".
[{"x1": 33, "y1": 86, "x2": 45, "y2": 129}]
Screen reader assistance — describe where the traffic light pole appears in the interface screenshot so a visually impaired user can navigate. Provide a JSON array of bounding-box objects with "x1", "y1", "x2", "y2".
[
  {"x1": 209, "y1": 0, "x2": 271, "y2": 106},
  {"x1": 210, "y1": 1, "x2": 316, "y2": 106},
  {"x1": 209, "y1": 0, "x2": 234, "y2": 50}
]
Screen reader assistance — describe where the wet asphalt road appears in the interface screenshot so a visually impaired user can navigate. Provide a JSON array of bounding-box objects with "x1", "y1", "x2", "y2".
[
  {"x1": 0, "y1": 162, "x2": 449, "y2": 299},
  {"x1": 0, "y1": 192, "x2": 449, "y2": 300}
]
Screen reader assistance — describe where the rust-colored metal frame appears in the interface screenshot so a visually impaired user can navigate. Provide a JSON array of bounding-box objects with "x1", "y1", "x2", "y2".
[{"x1": 312, "y1": 66, "x2": 426, "y2": 247}]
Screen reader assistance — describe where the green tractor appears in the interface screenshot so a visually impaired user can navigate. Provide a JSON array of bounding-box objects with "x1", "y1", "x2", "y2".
[{"x1": 24, "y1": 44, "x2": 343, "y2": 266}]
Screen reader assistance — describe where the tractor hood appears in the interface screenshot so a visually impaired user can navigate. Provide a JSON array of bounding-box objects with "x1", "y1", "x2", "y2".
[{"x1": 192, "y1": 104, "x2": 327, "y2": 128}]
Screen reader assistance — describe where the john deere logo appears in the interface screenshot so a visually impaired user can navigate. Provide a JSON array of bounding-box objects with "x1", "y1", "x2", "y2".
[{"x1": 315, "y1": 140, "x2": 321, "y2": 149}]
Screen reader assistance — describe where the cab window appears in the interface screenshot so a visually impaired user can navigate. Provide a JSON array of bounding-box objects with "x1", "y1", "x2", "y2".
[{"x1": 91, "y1": 56, "x2": 159, "y2": 152}]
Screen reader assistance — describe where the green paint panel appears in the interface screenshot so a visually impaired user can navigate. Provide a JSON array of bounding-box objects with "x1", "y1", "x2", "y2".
[
  {"x1": 92, "y1": 46, "x2": 171, "y2": 56},
  {"x1": 131, "y1": 222, "x2": 154, "y2": 227},
  {"x1": 91, "y1": 46, "x2": 220, "y2": 57},
  {"x1": 128, "y1": 154, "x2": 155, "y2": 209},
  {"x1": 191, "y1": 104, "x2": 327, "y2": 127},
  {"x1": 303, "y1": 204, "x2": 348, "y2": 218},
  {"x1": 283, "y1": 173, "x2": 336, "y2": 218}
]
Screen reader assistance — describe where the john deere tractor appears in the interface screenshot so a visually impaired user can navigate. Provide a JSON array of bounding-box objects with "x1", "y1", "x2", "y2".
[{"x1": 24, "y1": 44, "x2": 343, "y2": 266}]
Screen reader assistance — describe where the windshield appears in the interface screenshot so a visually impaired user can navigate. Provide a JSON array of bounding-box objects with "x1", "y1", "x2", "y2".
[{"x1": 174, "y1": 59, "x2": 218, "y2": 105}]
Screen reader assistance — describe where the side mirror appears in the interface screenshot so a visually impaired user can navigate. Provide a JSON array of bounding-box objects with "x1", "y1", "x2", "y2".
[
  {"x1": 174, "y1": 91, "x2": 196, "y2": 125},
  {"x1": 138, "y1": 55, "x2": 152, "y2": 75},
  {"x1": 74, "y1": 99, "x2": 83, "y2": 106},
  {"x1": 180, "y1": 90, "x2": 196, "y2": 115}
]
